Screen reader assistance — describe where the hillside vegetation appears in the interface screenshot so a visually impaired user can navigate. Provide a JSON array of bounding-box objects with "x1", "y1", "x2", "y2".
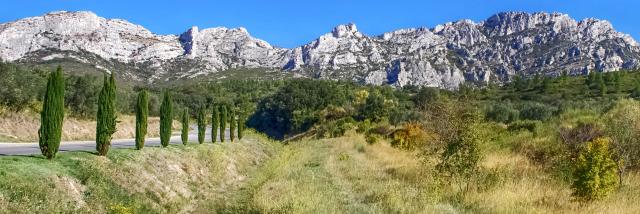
[
  {"x1": 3, "y1": 130, "x2": 639, "y2": 213},
  {"x1": 0, "y1": 131, "x2": 281, "y2": 213},
  {"x1": 2, "y1": 61, "x2": 640, "y2": 213}
]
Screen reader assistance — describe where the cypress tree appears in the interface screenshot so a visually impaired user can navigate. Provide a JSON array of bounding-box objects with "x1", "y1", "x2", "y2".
[
  {"x1": 197, "y1": 107, "x2": 206, "y2": 144},
  {"x1": 181, "y1": 108, "x2": 189, "y2": 145},
  {"x1": 39, "y1": 66, "x2": 65, "y2": 159},
  {"x1": 237, "y1": 111, "x2": 244, "y2": 140},
  {"x1": 160, "y1": 91, "x2": 173, "y2": 147},
  {"x1": 135, "y1": 90, "x2": 148, "y2": 150},
  {"x1": 211, "y1": 105, "x2": 219, "y2": 143},
  {"x1": 229, "y1": 108, "x2": 236, "y2": 141},
  {"x1": 219, "y1": 105, "x2": 227, "y2": 142},
  {"x1": 96, "y1": 73, "x2": 117, "y2": 156}
]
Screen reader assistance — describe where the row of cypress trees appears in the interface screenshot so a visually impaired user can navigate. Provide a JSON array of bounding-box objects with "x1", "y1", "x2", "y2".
[
  {"x1": 180, "y1": 104, "x2": 245, "y2": 145},
  {"x1": 137, "y1": 90, "x2": 173, "y2": 149},
  {"x1": 38, "y1": 67, "x2": 246, "y2": 159}
]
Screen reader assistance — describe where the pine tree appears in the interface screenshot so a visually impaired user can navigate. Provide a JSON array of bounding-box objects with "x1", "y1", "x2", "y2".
[
  {"x1": 181, "y1": 108, "x2": 189, "y2": 145},
  {"x1": 160, "y1": 91, "x2": 173, "y2": 147},
  {"x1": 197, "y1": 106, "x2": 206, "y2": 144},
  {"x1": 135, "y1": 90, "x2": 148, "y2": 150},
  {"x1": 237, "y1": 111, "x2": 244, "y2": 140},
  {"x1": 96, "y1": 73, "x2": 117, "y2": 156},
  {"x1": 219, "y1": 105, "x2": 227, "y2": 142},
  {"x1": 39, "y1": 66, "x2": 65, "y2": 159},
  {"x1": 229, "y1": 107, "x2": 236, "y2": 141},
  {"x1": 211, "y1": 105, "x2": 219, "y2": 143}
]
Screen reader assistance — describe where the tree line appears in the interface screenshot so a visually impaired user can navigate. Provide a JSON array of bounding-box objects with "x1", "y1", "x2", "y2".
[{"x1": 38, "y1": 66, "x2": 247, "y2": 159}]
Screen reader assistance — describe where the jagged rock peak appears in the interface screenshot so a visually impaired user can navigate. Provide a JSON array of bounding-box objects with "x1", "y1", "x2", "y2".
[
  {"x1": 0, "y1": 10, "x2": 638, "y2": 88},
  {"x1": 332, "y1": 23, "x2": 362, "y2": 38}
]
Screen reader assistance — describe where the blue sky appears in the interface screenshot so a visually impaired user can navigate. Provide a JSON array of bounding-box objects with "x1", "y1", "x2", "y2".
[{"x1": 1, "y1": 0, "x2": 638, "y2": 48}]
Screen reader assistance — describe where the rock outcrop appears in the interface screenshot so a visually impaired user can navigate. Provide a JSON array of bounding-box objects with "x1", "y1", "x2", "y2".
[{"x1": 1, "y1": 11, "x2": 638, "y2": 88}]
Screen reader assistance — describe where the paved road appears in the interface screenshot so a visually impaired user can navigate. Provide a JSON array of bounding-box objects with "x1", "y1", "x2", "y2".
[{"x1": 0, "y1": 127, "x2": 231, "y2": 156}]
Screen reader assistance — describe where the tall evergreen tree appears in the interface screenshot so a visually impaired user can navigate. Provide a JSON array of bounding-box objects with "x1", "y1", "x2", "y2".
[
  {"x1": 219, "y1": 105, "x2": 227, "y2": 142},
  {"x1": 237, "y1": 111, "x2": 244, "y2": 140},
  {"x1": 211, "y1": 105, "x2": 219, "y2": 143},
  {"x1": 39, "y1": 66, "x2": 65, "y2": 159},
  {"x1": 197, "y1": 107, "x2": 206, "y2": 144},
  {"x1": 135, "y1": 90, "x2": 148, "y2": 150},
  {"x1": 229, "y1": 107, "x2": 236, "y2": 141},
  {"x1": 96, "y1": 73, "x2": 117, "y2": 156},
  {"x1": 160, "y1": 91, "x2": 173, "y2": 147},
  {"x1": 181, "y1": 108, "x2": 189, "y2": 145}
]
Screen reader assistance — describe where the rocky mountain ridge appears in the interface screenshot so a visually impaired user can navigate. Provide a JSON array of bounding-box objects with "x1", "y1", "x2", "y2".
[{"x1": 1, "y1": 11, "x2": 638, "y2": 88}]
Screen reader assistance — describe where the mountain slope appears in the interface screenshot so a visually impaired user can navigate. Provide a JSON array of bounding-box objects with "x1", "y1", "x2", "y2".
[{"x1": 1, "y1": 11, "x2": 638, "y2": 87}]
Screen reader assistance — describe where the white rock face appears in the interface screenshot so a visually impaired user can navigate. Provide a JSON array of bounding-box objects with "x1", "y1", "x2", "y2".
[{"x1": 1, "y1": 11, "x2": 639, "y2": 88}]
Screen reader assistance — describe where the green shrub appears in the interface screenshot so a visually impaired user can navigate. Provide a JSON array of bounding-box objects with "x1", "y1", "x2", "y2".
[
  {"x1": 356, "y1": 119, "x2": 372, "y2": 133},
  {"x1": 436, "y1": 110, "x2": 485, "y2": 191},
  {"x1": 602, "y1": 99, "x2": 640, "y2": 183},
  {"x1": 355, "y1": 143, "x2": 366, "y2": 153},
  {"x1": 486, "y1": 102, "x2": 519, "y2": 123},
  {"x1": 572, "y1": 138, "x2": 619, "y2": 201},
  {"x1": 338, "y1": 152, "x2": 350, "y2": 161},
  {"x1": 413, "y1": 87, "x2": 440, "y2": 110},
  {"x1": 365, "y1": 133, "x2": 381, "y2": 145},
  {"x1": 316, "y1": 117, "x2": 356, "y2": 138},
  {"x1": 507, "y1": 120, "x2": 540, "y2": 132},
  {"x1": 519, "y1": 102, "x2": 556, "y2": 121},
  {"x1": 358, "y1": 91, "x2": 392, "y2": 122},
  {"x1": 0, "y1": 62, "x2": 47, "y2": 111}
]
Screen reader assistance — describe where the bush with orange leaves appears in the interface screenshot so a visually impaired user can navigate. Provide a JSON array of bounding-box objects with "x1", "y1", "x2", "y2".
[{"x1": 391, "y1": 122, "x2": 437, "y2": 150}]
